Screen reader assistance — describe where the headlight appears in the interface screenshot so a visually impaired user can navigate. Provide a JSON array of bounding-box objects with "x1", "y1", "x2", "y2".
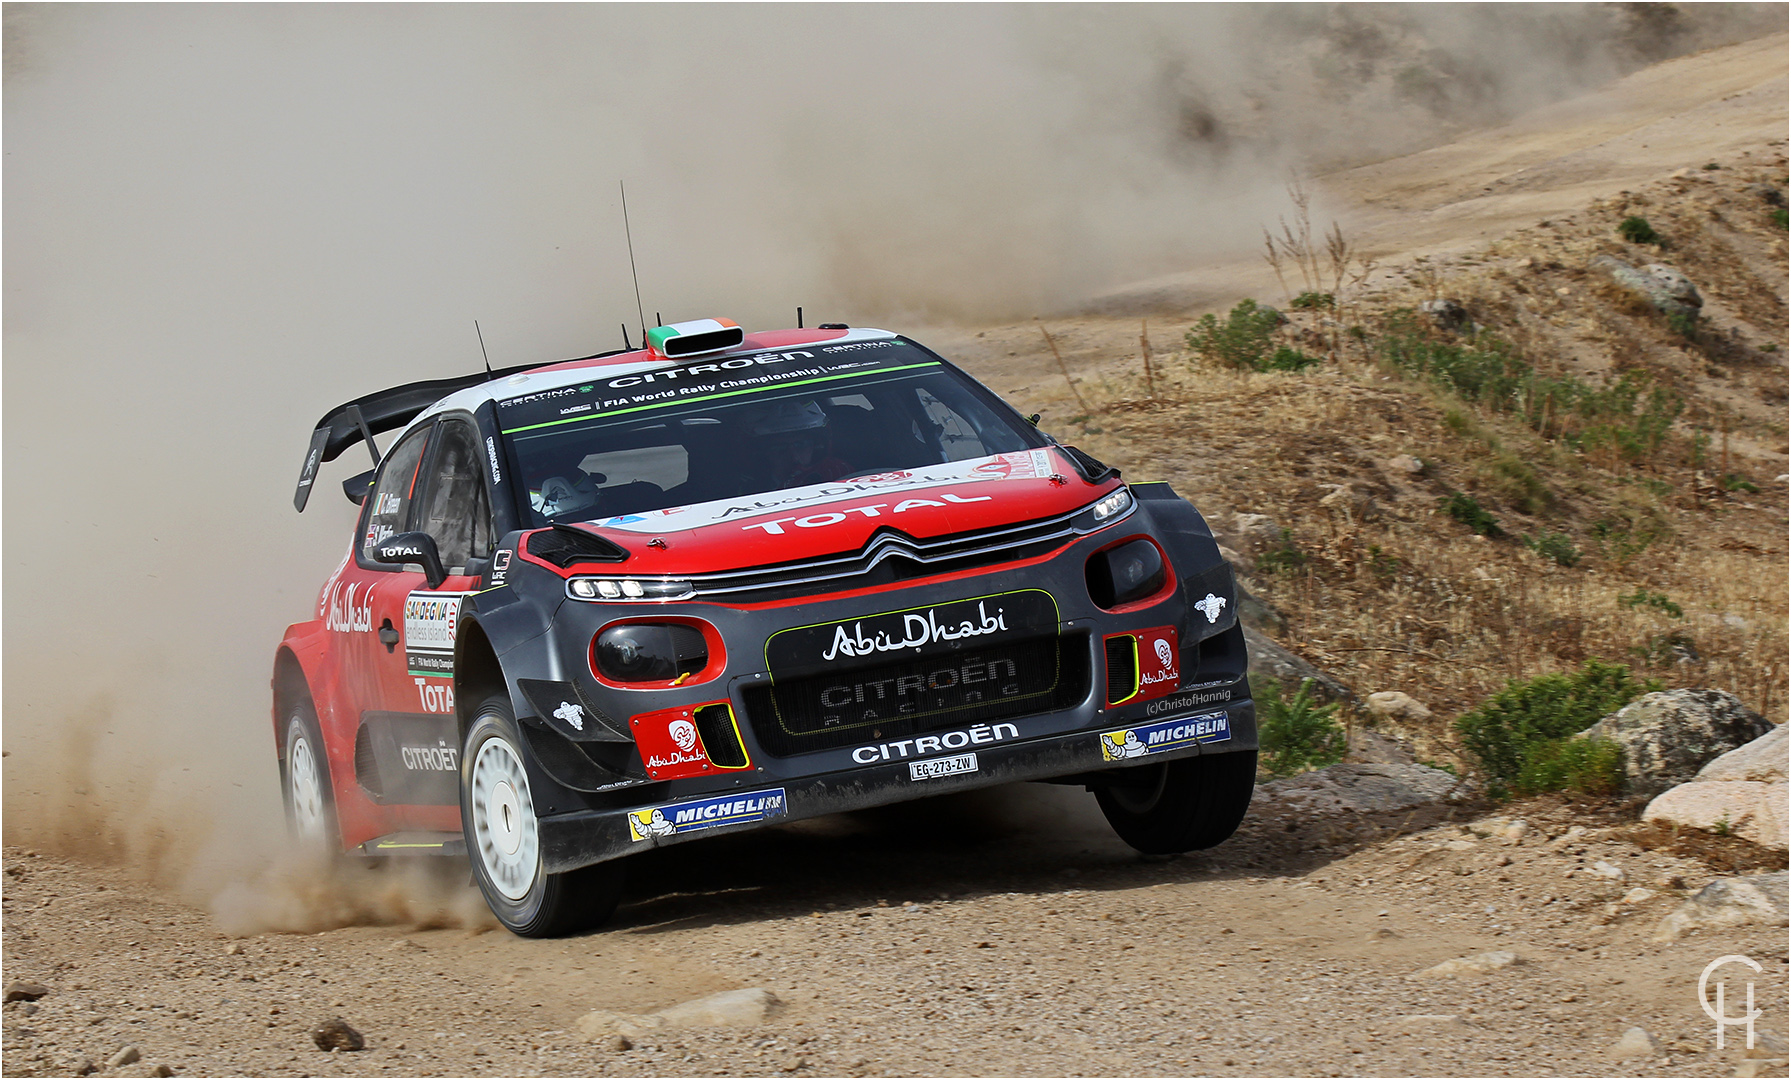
[
  {"x1": 1091, "y1": 487, "x2": 1133, "y2": 523},
  {"x1": 1087, "y1": 538, "x2": 1167, "y2": 610},
  {"x1": 568, "y1": 577, "x2": 695, "y2": 602},
  {"x1": 593, "y1": 623, "x2": 709, "y2": 683}
]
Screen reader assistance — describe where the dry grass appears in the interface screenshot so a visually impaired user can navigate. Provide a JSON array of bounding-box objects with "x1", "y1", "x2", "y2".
[{"x1": 1029, "y1": 149, "x2": 1789, "y2": 767}]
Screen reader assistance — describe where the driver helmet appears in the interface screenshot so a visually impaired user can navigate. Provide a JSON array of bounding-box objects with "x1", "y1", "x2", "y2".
[{"x1": 748, "y1": 399, "x2": 830, "y2": 437}]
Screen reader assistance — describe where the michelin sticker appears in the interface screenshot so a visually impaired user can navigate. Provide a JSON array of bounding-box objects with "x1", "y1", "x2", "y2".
[
  {"x1": 627, "y1": 788, "x2": 787, "y2": 842},
  {"x1": 1099, "y1": 711, "x2": 1231, "y2": 761}
]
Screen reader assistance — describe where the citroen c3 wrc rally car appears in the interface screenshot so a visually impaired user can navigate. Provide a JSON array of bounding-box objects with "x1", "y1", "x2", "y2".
[{"x1": 276, "y1": 318, "x2": 1255, "y2": 936}]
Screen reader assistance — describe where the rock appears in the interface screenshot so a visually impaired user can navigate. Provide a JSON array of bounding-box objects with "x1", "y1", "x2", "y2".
[
  {"x1": 222, "y1": 942, "x2": 242, "y2": 956},
  {"x1": 1502, "y1": 820, "x2": 1531, "y2": 842},
  {"x1": 1418, "y1": 951, "x2": 1519, "y2": 977},
  {"x1": 1261, "y1": 763, "x2": 1463, "y2": 817},
  {"x1": 1608, "y1": 1027, "x2": 1661, "y2": 1060},
  {"x1": 1697, "y1": 725, "x2": 1788, "y2": 783},
  {"x1": 1217, "y1": 544, "x2": 1253, "y2": 574},
  {"x1": 573, "y1": 1009, "x2": 656, "y2": 1042},
  {"x1": 599, "y1": 1034, "x2": 632, "y2": 1052},
  {"x1": 1591, "y1": 861, "x2": 1627, "y2": 881},
  {"x1": 3, "y1": 981, "x2": 48, "y2": 1003},
  {"x1": 1343, "y1": 728, "x2": 1416, "y2": 766},
  {"x1": 1576, "y1": 689, "x2": 1773, "y2": 798},
  {"x1": 1737, "y1": 1058, "x2": 1791, "y2": 1078},
  {"x1": 115, "y1": 1066, "x2": 174, "y2": 1078},
  {"x1": 1745, "y1": 182, "x2": 1785, "y2": 207},
  {"x1": 1366, "y1": 691, "x2": 1432, "y2": 724},
  {"x1": 70, "y1": 1056, "x2": 96, "y2": 1076},
  {"x1": 1395, "y1": 1014, "x2": 1469, "y2": 1032},
  {"x1": 1621, "y1": 887, "x2": 1656, "y2": 904},
  {"x1": 1387, "y1": 454, "x2": 1426, "y2": 476},
  {"x1": 1418, "y1": 298, "x2": 1469, "y2": 331},
  {"x1": 105, "y1": 1046, "x2": 141, "y2": 1069},
  {"x1": 1243, "y1": 626, "x2": 1350, "y2": 703},
  {"x1": 1652, "y1": 872, "x2": 1789, "y2": 942},
  {"x1": 1645, "y1": 779, "x2": 1789, "y2": 849},
  {"x1": 1590, "y1": 255, "x2": 1703, "y2": 319},
  {"x1": 1317, "y1": 484, "x2": 1373, "y2": 521},
  {"x1": 1231, "y1": 513, "x2": 1284, "y2": 545},
  {"x1": 310, "y1": 1017, "x2": 365, "y2": 1052},
  {"x1": 1235, "y1": 584, "x2": 1287, "y2": 637}
]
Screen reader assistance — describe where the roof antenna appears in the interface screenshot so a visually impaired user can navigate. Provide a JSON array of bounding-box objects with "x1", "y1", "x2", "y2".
[
  {"x1": 656, "y1": 311, "x2": 663, "y2": 328},
  {"x1": 620, "y1": 180, "x2": 648, "y2": 345},
  {"x1": 474, "y1": 319, "x2": 493, "y2": 379},
  {"x1": 621, "y1": 323, "x2": 633, "y2": 350},
  {"x1": 797, "y1": 306, "x2": 803, "y2": 329}
]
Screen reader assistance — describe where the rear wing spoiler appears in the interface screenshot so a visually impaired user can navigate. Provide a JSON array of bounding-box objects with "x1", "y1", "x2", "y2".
[{"x1": 293, "y1": 351, "x2": 625, "y2": 511}]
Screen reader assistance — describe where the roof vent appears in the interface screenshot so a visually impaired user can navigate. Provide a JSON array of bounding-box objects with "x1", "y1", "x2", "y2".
[{"x1": 647, "y1": 318, "x2": 744, "y2": 358}]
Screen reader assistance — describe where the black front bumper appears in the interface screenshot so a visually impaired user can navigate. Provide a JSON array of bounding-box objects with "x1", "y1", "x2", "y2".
[{"x1": 538, "y1": 689, "x2": 1255, "y2": 874}]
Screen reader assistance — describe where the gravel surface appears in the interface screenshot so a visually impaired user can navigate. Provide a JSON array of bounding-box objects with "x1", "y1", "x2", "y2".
[{"x1": 3, "y1": 785, "x2": 1784, "y2": 1078}]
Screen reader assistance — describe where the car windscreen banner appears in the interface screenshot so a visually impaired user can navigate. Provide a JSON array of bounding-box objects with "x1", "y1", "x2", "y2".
[{"x1": 495, "y1": 339, "x2": 935, "y2": 437}]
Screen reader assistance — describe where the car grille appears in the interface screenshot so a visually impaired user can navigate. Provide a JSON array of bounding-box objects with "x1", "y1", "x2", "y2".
[
  {"x1": 1104, "y1": 635, "x2": 1138, "y2": 705},
  {"x1": 684, "y1": 503, "x2": 1121, "y2": 601},
  {"x1": 742, "y1": 633, "x2": 1090, "y2": 757}
]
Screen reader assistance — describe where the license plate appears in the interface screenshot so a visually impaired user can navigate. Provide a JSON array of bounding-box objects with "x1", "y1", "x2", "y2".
[{"x1": 909, "y1": 753, "x2": 978, "y2": 781}]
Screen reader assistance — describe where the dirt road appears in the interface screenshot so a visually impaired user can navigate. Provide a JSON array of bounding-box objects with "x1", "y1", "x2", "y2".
[{"x1": 4, "y1": 788, "x2": 1784, "y2": 1077}]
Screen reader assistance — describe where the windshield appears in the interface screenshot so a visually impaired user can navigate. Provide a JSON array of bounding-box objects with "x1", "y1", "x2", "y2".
[{"x1": 495, "y1": 338, "x2": 1045, "y2": 527}]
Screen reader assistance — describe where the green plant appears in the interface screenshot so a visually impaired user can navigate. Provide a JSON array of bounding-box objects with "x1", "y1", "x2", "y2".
[
  {"x1": 1258, "y1": 678, "x2": 1347, "y2": 777},
  {"x1": 1712, "y1": 814, "x2": 1734, "y2": 837},
  {"x1": 1289, "y1": 291, "x2": 1335, "y2": 310},
  {"x1": 1513, "y1": 736, "x2": 1626, "y2": 797},
  {"x1": 1620, "y1": 588, "x2": 1683, "y2": 618},
  {"x1": 1591, "y1": 513, "x2": 1669, "y2": 567},
  {"x1": 1666, "y1": 310, "x2": 1698, "y2": 339},
  {"x1": 1257, "y1": 528, "x2": 1308, "y2": 574},
  {"x1": 1264, "y1": 346, "x2": 1321, "y2": 372},
  {"x1": 1367, "y1": 544, "x2": 1401, "y2": 582},
  {"x1": 1719, "y1": 474, "x2": 1760, "y2": 494},
  {"x1": 1630, "y1": 630, "x2": 1698, "y2": 666},
  {"x1": 1525, "y1": 531, "x2": 1582, "y2": 567},
  {"x1": 1417, "y1": 758, "x2": 1459, "y2": 778},
  {"x1": 1185, "y1": 299, "x2": 1282, "y2": 371},
  {"x1": 1772, "y1": 206, "x2": 1788, "y2": 231},
  {"x1": 1702, "y1": 162, "x2": 1722, "y2": 171},
  {"x1": 1617, "y1": 216, "x2": 1661, "y2": 245},
  {"x1": 1439, "y1": 491, "x2": 1503, "y2": 536},
  {"x1": 1454, "y1": 659, "x2": 1660, "y2": 796}
]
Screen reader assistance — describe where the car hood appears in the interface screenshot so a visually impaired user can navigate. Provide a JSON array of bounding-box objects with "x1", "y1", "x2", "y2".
[{"x1": 568, "y1": 448, "x2": 1119, "y2": 576}]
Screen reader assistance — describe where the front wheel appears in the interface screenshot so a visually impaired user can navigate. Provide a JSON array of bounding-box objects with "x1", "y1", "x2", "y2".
[
  {"x1": 461, "y1": 695, "x2": 625, "y2": 937},
  {"x1": 1095, "y1": 750, "x2": 1257, "y2": 854},
  {"x1": 282, "y1": 699, "x2": 341, "y2": 856}
]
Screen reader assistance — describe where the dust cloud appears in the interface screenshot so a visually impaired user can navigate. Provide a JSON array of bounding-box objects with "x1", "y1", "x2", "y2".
[{"x1": 3, "y1": 4, "x2": 1781, "y2": 927}]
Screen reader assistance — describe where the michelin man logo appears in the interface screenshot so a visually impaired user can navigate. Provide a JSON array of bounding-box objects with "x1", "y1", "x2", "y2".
[
  {"x1": 668, "y1": 719, "x2": 699, "y2": 754},
  {"x1": 1194, "y1": 593, "x2": 1227, "y2": 623},
  {"x1": 1101, "y1": 730, "x2": 1150, "y2": 760},
  {"x1": 1154, "y1": 638, "x2": 1175, "y2": 669},
  {"x1": 553, "y1": 701, "x2": 585, "y2": 731},
  {"x1": 630, "y1": 808, "x2": 677, "y2": 838}
]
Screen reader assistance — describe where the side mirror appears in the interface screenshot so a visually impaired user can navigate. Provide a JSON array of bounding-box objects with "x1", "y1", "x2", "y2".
[
  {"x1": 372, "y1": 531, "x2": 447, "y2": 589},
  {"x1": 343, "y1": 469, "x2": 376, "y2": 505}
]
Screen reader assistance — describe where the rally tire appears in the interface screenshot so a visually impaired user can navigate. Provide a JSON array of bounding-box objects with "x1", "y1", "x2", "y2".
[
  {"x1": 282, "y1": 698, "x2": 342, "y2": 856},
  {"x1": 1095, "y1": 750, "x2": 1257, "y2": 855},
  {"x1": 461, "y1": 695, "x2": 624, "y2": 938}
]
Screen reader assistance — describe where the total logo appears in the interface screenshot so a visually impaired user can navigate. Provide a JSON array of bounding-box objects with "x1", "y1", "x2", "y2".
[
  {"x1": 742, "y1": 492, "x2": 992, "y2": 535},
  {"x1": 414, "y1": 678, "x2": 456, "y2": 714},
  {"x1": 324, "y1": 580, "x2": 374, "y2": 634}
]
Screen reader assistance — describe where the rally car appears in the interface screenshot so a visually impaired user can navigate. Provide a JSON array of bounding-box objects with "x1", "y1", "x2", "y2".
[{"x1": 275, "y1": 318, "x2": 1255, "y2": 936}]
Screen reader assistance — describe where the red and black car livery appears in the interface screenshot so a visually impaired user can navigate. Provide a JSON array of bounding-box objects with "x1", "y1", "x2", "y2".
[{"x1": 275, "y1": 320, "x2": 1256, "y2": 936}]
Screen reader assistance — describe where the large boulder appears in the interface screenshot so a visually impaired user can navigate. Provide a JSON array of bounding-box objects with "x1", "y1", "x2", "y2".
[
  {"x1": 1652, "y1": 872, "x2": 1788, "y2": 942},
  {"x1": 1590, "y1": 255, "x2": 1703, "y2": 319},
  {"x1": 1243, "y1": 626, "x2": 1349, "y2": 703},
  {"x1": 1257, "y1": 763, "x2": 1464, "y2": 816},
  {"x1": 1643, "y1": 725, "x2": 1787, "y2": 848},
  {"x1": 1576, "y1": 689, "x2": 1772, "y2": 798}
]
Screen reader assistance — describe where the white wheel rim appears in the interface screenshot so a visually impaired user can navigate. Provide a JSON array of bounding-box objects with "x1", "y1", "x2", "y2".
[
  {"x1": 288, "y1": 727, "x2": 328, "y2": 845},
  {"x1": 471, "y1": 733, "x2": 539, "y2": 901}
]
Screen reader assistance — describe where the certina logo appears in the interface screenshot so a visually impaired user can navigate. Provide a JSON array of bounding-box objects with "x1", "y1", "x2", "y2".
[
  {"x1": 822, "y1": 341, "x2": 898, "y2": 352},
  {"x1": 851, "y1": 722, "x2": 1018, "y2": 764},
  {"x1": 552, "y1": 701, "x2": 584, "y2": 731},
  {"x1": 743, "y1": 492, "x2": 992, "y2": 535},
  {"x1": 627, "y1": 788, "x2": 787, "y2": 842},
  {"x1": 401, "y1": 742, "x2": 458, "y2": 771},
  {"x1": 1194, "y1": 593, "x2": 1228, "y2": 623},
  {"x1": 324, "y1": 580, "x2": 374, "y2": 634},
  {"x1": 1146, "y1": 687, "x2": 1233, "y2": 716},
  {"x1": 499, "y1": 386, "x2": 579, "y2": 408},
  {"x1": 484, "y1": 436, "x2": 502, "y2": 484},
  {"x1": 823, "y1": 601, "x2": 1008, "y2": 660}
]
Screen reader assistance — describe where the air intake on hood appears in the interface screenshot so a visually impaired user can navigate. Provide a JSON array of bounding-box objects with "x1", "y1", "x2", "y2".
[{"x1": 647, "y1": 318, "x2": 745, "y2": 358}]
